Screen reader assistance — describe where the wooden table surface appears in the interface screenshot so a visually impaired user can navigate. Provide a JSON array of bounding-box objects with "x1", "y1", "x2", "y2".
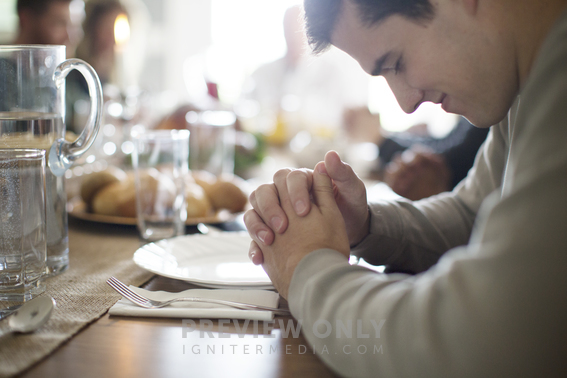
[{"x1": 20, "y1": 219, "x2": 337, "y2": 378}]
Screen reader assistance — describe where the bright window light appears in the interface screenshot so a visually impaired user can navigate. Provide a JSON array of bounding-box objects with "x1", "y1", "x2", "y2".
[
  {"x1": 0, "y1": 0, "x2": 17, "y2": 43},
  {"x1": 209, "y1": 0, "x2": 301, "y2": 103}
]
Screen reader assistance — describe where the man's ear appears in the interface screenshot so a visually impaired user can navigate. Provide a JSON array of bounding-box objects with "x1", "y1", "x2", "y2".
[{"x1": 461, "y1": 0, "x2": 479, "y2": 16}]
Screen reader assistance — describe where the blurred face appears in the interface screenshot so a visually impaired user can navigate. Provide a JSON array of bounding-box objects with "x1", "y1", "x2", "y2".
[
  {"x1": 284, "y1": 6, "x2": 307, "y2": 65},
  {"x1": 331, "y1": 0, "x2": 519, "y2": 127},
  {"x1": 32, "y1": 2, "x2": 74, "y2": 46},
  {"x1": 94, "y1": 10, "x2": 123, "y2": 55}
]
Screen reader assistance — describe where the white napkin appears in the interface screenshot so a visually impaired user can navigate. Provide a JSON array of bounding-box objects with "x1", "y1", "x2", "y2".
[{"x1": 109, "y1": 286, "x2": 280, "y2": 321}]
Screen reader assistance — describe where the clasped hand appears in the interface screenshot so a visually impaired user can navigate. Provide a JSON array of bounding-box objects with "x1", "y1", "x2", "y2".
[{"x1": 243, "y1": 151, "x2": 370, "y2": 299}]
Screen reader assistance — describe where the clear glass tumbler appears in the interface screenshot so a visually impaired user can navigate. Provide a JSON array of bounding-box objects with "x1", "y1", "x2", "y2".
[
  {"x1": 185, "y1": 110, "x2": 235, "y2": 176},
  {"x1": 132, "y1": 129, "x2": 190, "y2": 242},
  {"x1": 0, "y1": 149, "x2": 47, "y2": 301}
]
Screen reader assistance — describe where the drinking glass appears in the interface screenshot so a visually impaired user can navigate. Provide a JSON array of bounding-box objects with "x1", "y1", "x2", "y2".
[
  {"x1": 132, "y1": 130, "x2": 189, "y2": 242},
  {"x1": 0, "y1": 149, "x2": 47, "y2": 301},
  {"x1": 185, "y1": 110, "x2": 235, "y2": 176}
]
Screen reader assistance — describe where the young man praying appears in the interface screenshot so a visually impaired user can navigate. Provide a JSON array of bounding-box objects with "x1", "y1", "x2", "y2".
[{"x1": 244, "y1": 0, "x2": 567, "y2": 376}]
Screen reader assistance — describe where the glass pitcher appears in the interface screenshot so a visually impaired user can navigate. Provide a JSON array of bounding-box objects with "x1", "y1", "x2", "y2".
[{"x1": 0, "y1": 45, "x2": 103, "y2": 276}]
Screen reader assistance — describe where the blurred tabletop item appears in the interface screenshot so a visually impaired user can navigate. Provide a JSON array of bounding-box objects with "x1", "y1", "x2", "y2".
[{"x1": 156, "y1": 103, "x2": 267, "y2": 179}]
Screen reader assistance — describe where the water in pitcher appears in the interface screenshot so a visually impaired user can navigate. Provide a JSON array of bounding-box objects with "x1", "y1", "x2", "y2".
[{"x1": 0, "y1": 112, "x2": 69, "y2": 276}]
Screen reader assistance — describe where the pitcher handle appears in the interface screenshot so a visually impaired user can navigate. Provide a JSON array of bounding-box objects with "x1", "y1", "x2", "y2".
[{"x1": 48, "y1": 59, "x2": 103, "y2": 176}]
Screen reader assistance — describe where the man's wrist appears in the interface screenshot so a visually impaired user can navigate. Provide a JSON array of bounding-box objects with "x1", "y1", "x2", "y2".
[{"x1": 349, "y1": 206, "x2": 371, "y2": 248}]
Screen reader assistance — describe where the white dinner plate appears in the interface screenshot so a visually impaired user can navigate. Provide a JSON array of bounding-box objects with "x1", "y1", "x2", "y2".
[{"x1": 133, "y1": 232, "x2": 273, "y2": 289}]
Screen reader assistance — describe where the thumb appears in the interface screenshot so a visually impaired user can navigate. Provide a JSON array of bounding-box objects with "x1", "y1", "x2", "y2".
[
  {"x1": 312, "y1": 162, "x2": 338, "y2": 211},
  {"x1": 324, "y1": 150, "x2": 362, "y2": 197}
]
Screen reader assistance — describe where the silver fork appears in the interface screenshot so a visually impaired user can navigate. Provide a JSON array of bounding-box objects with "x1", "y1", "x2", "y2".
[{"x1": 106, "y1": 277, "x2": 290, "y2": 316}]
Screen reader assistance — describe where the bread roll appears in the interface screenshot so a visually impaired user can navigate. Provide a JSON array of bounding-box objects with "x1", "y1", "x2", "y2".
[
  {"x1": 191, "y1": 170, "x2": 216, "y2": 194},
  {"x1": 80, "y1": 167, "x2": 127, "y2": 209},
  {"x1": 91, "y1": 169, "x2": 177, "y2": 218},
  {"x1": 185, "y1": 181, "x2": 213, "y2": 218},
  {"x1": 206, "y1": 174, "x2": 248, "y2": 213},
  {"x1": 91, "y1": 177, "x2": 136, "y2": 217}
]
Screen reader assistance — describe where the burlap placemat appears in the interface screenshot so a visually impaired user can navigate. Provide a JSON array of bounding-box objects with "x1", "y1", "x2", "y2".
[{"x1": 0, "y1": 219, "x2": 154, "y2": 377}]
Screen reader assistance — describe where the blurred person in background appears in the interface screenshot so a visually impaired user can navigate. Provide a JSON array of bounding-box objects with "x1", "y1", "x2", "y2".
[
  {"x1": 240, "y1": 4, "x2": 369, "y2": 145},
  {"x1": 66, "y1": 0, "x2": 128, "y2": 132},
  {"x1": 75, "y1": 0, "x2": 127, "y2": 86},
  {"x1": 13, "y1": 0, "x2": 84, "y2": 58},
  {"x1": 344, "y1": 107, "x2": 489, "y2": 200},
  {"x1": 8, "y1": 0, "x2": 84, "y2": 137}
]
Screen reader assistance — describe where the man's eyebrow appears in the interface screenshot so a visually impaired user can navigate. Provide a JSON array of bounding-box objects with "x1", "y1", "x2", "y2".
[{"x1": 371, "y1": 53, "x2": 390, "y2": 76}]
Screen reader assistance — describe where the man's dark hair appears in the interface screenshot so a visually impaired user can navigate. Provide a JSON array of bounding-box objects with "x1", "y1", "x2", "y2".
[
  {"x1": 304, "y1": 0, "x2": 434, "y2": 53},
  {"x1": 17, "y1": 0, "x2": 72, "y2": 15}
]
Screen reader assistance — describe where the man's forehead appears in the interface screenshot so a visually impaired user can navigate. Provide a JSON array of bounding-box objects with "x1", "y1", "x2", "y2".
[
  {"x1": 331, "y1": 1, "x2": 388, "y2": 75},
  {"x1": 331, "y1": 2, "x2": 365, "y2": 51}
]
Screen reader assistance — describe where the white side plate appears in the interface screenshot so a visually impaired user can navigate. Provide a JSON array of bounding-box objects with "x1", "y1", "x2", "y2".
[{"x1": 133, "y1": 232, "x2": 273, "y2": 289}]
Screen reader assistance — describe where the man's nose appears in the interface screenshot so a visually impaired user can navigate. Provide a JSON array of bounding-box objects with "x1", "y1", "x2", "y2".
[{"x1": 386, "y1": 77, "x2": 424, "y2": 114}]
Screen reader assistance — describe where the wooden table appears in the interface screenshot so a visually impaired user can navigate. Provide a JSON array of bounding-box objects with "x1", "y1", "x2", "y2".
[{"x1": 21, "y1": 219, "x2": 337, "y2": 378}]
